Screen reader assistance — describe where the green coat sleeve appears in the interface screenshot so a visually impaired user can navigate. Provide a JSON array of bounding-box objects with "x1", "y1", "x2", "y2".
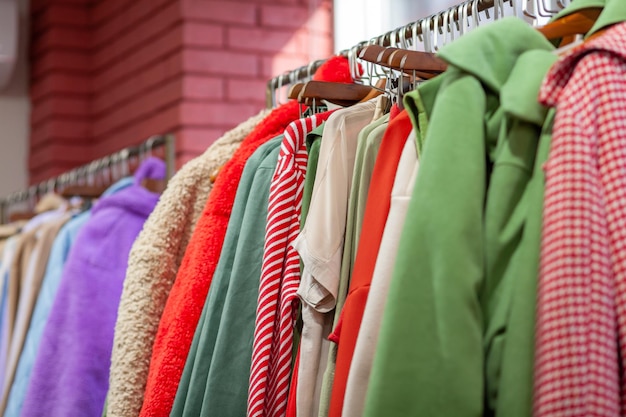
[{"x1": 364, "y1": 67, "x2": 487, "y2": 417}]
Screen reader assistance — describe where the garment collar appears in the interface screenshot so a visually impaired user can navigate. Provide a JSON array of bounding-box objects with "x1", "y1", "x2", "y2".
[
  {"x1": 540, "y1": 22, "x2": 626, "y2": 107},
  {"x1": 501, "y1": 49, "x2": 557, "y2": 126}
]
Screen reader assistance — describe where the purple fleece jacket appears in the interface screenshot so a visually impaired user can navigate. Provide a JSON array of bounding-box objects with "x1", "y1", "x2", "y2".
[{"x1": 20, "y1": 158, "x2": 165, "y2": 417}]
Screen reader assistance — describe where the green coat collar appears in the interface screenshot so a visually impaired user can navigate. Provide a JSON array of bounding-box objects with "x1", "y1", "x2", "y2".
[
  {"x1": 590, "y1": 0, "x2": 626, "y2": 36},
  {"x1": 403, "y1": 74, "x2": 444, "y2": 153},
  {"x1": 437, "y1": 18, "x2": 555, "y2": 94},
  {"x1": 551, "y1": 0, "x2": 605, "y2": 21},
  {"x1": 500, "y1": 49, "x2": 557, "y2": 126}
]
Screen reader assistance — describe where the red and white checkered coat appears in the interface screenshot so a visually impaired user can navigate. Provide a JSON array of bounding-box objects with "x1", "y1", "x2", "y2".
[{"x1": 535, "y1": 22, "x2": 626, "y2": 417}]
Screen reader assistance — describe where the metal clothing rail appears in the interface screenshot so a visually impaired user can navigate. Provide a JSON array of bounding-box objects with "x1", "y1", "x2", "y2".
[
  {"x1": 264, "y1": 0, "x2": 507, "y2": 108},
  {"x1": 377, "y1": 0, "x2": 507, "y2": 46},
  {"x1": 265, "y1": 59, "x2": 326, "y2": 108},
  {"x1": 0, "y1": 134, "x2": 176, "y2": 223},
  {"x1": 265, "y1": 0, "x2": 568, "y2": 107}
]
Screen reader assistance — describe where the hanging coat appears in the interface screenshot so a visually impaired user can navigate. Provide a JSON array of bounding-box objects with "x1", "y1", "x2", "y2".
[
  {"x1": 534, "y1": 20, "x2": 626, "y2": 417},
  {"x1": 363, "y1": 18, "x2": 555, "y2": 417},
  {"x1": 4, "y1": 177, "x2": 133, "y2": 417},
  {"x1": 106, "y1": 109, "x2": 267, "y2": 417},
  {"x1": 20, "y1": 158, "x2": 165, "y2": 417}
]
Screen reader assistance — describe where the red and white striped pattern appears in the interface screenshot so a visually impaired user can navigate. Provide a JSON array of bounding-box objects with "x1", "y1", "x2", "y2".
[
  {"x1": 248, "y1": 111, "x2": 334, "y2": 417},
  {"x1": 534, "y1": 23, "x2": 626, "y2": 417}
]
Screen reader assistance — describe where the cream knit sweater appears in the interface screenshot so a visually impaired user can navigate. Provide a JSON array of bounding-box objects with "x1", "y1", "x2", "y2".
[{"x1": 106, "y1": 109, "x2": 269, "y2": 417}]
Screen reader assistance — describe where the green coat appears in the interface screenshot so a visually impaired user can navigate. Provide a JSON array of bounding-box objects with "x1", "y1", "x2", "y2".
[
  {"x1": 171, "y1": 136, "x2": 282, "y2": 417},
  {"x1": 364, "y1": 18, "x2": 555, "y2": 417},
  {"x1": 485, "y1": 49, "x2": 556, "y2": 417}
]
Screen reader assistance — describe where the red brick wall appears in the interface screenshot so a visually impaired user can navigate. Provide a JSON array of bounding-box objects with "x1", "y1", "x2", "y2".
[{"x1": 28, "y1": 0, "x2": 333, "y2": 183}]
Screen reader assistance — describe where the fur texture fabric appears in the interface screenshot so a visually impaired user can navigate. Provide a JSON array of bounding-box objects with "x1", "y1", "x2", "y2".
[
  {"x1": 313, "y1": 55, "x2": 362, "y2": 83},
  {"x1": 20, "y1": 158, "x2": 165, "y2": 417},
  {"x1": 105, "y1": 110, "x2": 269, "y2": 417}
]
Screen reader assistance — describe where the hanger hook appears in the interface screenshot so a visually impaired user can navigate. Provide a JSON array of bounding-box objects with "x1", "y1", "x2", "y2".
[
  {"x1": 459, "y1": 3, "x2": 465, "y2": 36},
  {"x1": 272, "y1": 77, "x2": 279, "y2": 108},
  {"x1": 399, "y1": 23, "x2": 409, "y2": 50},
  {"x1": 432, "y1": 14, "x2": 440, "y2": 51},
  {"x1": 393, "y1": 26, "x2": 401, "y2": 48},
  {"x1": 146, "y1": 136, "x2": 158, "y2": 158},
  {"x1": 115, "y1": 153, "x2": 123, "y2": 182},
  {"x1": 120, "y1": 149, "x2": 130, "y2": 177},
  {"x1": 421, "y1": 18, "x2": 431, "y2": 53},
  {"x1": 523, "y1": 0, "x2": 537, "y2": 20},
  {"x1": 57, "y1": 173, "x2": 66, "y2": 192},
  {"x1": 276, "y1": 73, "x2": 285, "y2": 106},
  {"x1": 110, "y1": 153, "x2": 118, "y2": 182},
  {"x1": 47, "y1": 178, "x2": 56, "y2": 195},
  {"x1": 472, "y1": 0, "x2": 481, "y2": 28},
  {"x1": 103, "y1": 156, "x2": 112, "y2": 185},
  {"x1": 37, "y1": 183, "x2": 46, "y2": 200},
  {"x1": 28, "y1": 185, "x2": 37, "y2": 211},
  {"x1": 411, "y1": 21, "x2": 419, "y2": 51},
  {"x1": 441, "y1": 9, "x2": 451, "y2": 46},
  {"x1": 499, "y1": 0, "x2": 507, "y2": 18},
  {"x1": 289, "y1": 68, "x2": 296, "y2": 88},
  {"x1": 87, "y1": 161, "x2": 98, "y2": 185},
  {"x1": 347, "y1": 47, "x2": 356, "y2": 83},
  {"x1": 355, "y1": 43, "x2": 366, "y2": 82},
  {"x1": 453, "y1": 4, "x2": 461, "y2": 32}
]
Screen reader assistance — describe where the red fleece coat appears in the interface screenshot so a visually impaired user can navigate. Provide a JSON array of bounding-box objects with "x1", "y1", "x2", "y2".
[
  {"x1": 138, "y1": 102, "x2": 299, "y2": 417},
  {"x1": 139, "y1": 56, "x2": 355, "y2": 417}
]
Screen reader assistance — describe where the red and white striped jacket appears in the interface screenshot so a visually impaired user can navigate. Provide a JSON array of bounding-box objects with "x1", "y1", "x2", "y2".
[{"x1": 248, "y1": 111, "x2": 335, "y2": 417}]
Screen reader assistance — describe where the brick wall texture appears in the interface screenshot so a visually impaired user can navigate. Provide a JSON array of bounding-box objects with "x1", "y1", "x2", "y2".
[{"x1": 28, "y1": 0, "x2": 333, "y2": 183}]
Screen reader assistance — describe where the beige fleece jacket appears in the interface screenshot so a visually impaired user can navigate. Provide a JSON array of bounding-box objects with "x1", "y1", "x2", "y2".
[{"x1": 106, "y1": 109, "x2": 270, "y2": 417}]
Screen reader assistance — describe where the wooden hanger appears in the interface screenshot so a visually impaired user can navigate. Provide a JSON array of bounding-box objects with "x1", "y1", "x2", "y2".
[
  {"x1": 61, "y1": 184, "x2": 109, "y2": 199},
  {"x1": 300, "y1": 95, "x2": 359, "y2": 108},
  {"x1": 358, "y1": 44, "x2": 446, "y2": 79},
  {"x1": 359, "y1": 78, "x2": 387, "y2": 103},
  {"x1": 288, "y1": 83, "x2": 305, "y2": 100},
  {"x1": 386, "y1": 50, "x2": 447, "y2": 77},
  {"x1": 61, "y1": 179, "x2": 166, "y2": 197},
  {"x1": 9, "y1": 212, "x2": 35, "y2": 223},
  {"x1": 297, "y1": 80, "x2": 375, "y2": 106},
  {"x1": 537, "y1": 8, "x2": 602, "y2": 45},
  {"x1": 359, "y1": 45, "x2": 398, "y2": 66}
]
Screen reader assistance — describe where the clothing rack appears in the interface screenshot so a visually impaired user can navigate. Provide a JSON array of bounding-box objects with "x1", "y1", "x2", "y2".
[
  {"x1": 266, "y1": 0, "x2": 567, "y2": 109},
  {"x1": 0, "y1": 134, "x2": 176, "y2": 223}
]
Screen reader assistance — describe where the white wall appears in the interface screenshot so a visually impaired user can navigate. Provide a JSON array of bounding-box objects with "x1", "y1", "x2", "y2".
[
  {"x1": 332, "y1": 0, "x2": 543, "y2": 53},
  {"x1": 333, "y1": 0, "x2": 466, "y2": 52},
  {"x1": 0, "y1": 0, "x2": 29, "y2": 197}
]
